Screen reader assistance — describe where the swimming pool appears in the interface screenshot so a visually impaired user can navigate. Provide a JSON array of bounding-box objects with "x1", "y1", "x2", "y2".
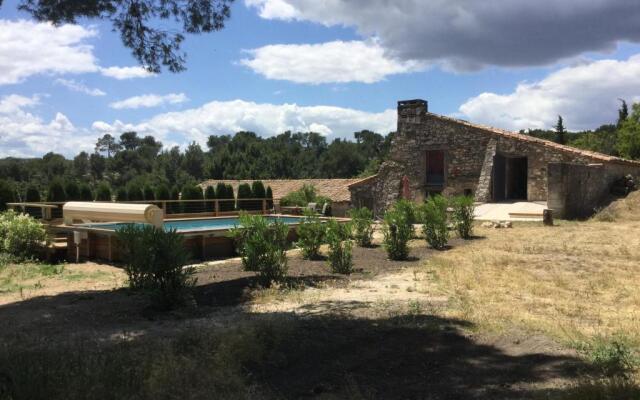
[
  {"x1": 58, "y1": 215, "x2": 345, "y2": 262},
  {"x1": 81, "y1": 216, "x2": 308, "y2": 233}
]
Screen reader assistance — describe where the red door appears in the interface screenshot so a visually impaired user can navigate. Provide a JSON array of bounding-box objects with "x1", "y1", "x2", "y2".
[{"x1": 426, "y1": 150, "x2": 445, "y2": 186}]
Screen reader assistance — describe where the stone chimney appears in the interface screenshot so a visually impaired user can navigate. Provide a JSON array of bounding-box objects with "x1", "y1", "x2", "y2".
[{"x1": 397, "y1": 99, "x2": 428, "y2": 127}]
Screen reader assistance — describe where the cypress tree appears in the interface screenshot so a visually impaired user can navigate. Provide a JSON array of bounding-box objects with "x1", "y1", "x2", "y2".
[
  {"x1": 24, "y1": 184, "x2": 42, "y2": 217},
  {"x1": 555, "y1": 115, "x2": 566, "y2": 145},
  {"x1": 266, "y1": 186, "x2": 274, "y2": 210},
  {"x1": 155, "y1": 184, "x2": 171, "y2": 200},
  {"x1": 79, "y1": 184, "x2": 94, "y2": 201},
  {"x1": 47, "y1": 179, "x2": 67, "y2": 202},
  {"x1": 204, "y1": 185, "x2": 216, "y2": 212},
  {"x1": 64, "y1": 181, "x2": 81, "y2": 201},
  {"x1": 126, "y1": 182, "x2": 144, "y2": 201},
  {"x1": 95, "y1": 183, "x2": 112, "y2": 201},
  {"x1": 237, "y1": 183, "x2": 252, "y2": 210},
  {"x1": 143, "y1": 185, "x2": 155, "y2": 201},
  {"x1": 251, "y1": 181, "x2": 266, "y2": 211},
  {"x1": 116, "y1": 187, "x2": 128, "y2": 202},
  {"x1": 0, "y1": 180, "x2": 16, "y2": 212},
  {"x1": 181, "y1": 184, "x2": 204, "y2": 213},
  {"x1": 618, "y1": 99, "x2": 629, "y2": 128}
]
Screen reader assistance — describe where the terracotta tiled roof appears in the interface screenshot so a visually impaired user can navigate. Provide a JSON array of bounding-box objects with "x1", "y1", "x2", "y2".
[
  {"x1": 347, "y1": 174, "x2": 378, "y2": 188},
  {"x1": 199, "y1": 179, "x2": 361, "y2": 202},
  {"x1": 430, "y1": 113, "x2": 640, "y2": 166}
]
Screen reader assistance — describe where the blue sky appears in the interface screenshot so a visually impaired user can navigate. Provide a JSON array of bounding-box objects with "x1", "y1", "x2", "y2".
[{"x1": 1, "y1": 0, "x2": 640, "y2": 157}]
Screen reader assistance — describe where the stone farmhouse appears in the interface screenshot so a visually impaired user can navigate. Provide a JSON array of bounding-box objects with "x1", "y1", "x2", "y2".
[{"x1": 350, "y1": 99, "x2": 640, "y2": 218}]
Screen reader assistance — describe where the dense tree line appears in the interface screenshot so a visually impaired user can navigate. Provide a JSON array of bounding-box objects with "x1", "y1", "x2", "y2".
[
  {"x1": 522, "y1": 100, "x2": 640, "y2": 159},
  {"x1": 0, "y1": 129, "x2": 393, "y2": 206}
]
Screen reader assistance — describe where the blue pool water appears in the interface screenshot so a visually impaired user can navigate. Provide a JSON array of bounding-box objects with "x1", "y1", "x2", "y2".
[{"x1": 82, "y1": 216, "x2": 307, "y2": 232}]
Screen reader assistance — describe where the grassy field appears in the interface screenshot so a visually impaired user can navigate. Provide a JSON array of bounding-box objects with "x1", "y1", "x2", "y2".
[{"x1": 0, "y1": 194, "x2": 639, "y2": 399}]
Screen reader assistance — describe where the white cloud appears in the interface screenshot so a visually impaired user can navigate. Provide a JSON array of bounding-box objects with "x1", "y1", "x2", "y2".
[
  {"x1": 0, "y1": 19, "x2": 98, "y2": 85},
  {"x1": 246, "y1": 0, "x2": 640, "y2": 70},
  {"x1": 240, "y1": 40, "x2": 425, "y2": 84},
  {"x1": 0, "y1": 94, "x2": 95, "y2": 157},
  {"x1": 93, "y1": 99, "x2": 397, "y2": 145},
  {"x1": 99, "y1": 66, "x2": 155, "y2": 80},
  {"x1": 54, "y1": 78, "x2": 106, "y2": 96},
  {"x1": 109, "y1": 93, "x2": 189, "y2": 109},
  {"x1": 458, "y1": 55, "x2": 640, "y2": 131}
]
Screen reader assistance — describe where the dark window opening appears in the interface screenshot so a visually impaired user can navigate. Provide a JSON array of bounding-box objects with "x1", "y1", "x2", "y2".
[
  {"x1": 426, "y1": 150, "x2": 445, "y2": 187},
  {"x1": 492, "y1": 154, "x2": 527, "y2": 201}
]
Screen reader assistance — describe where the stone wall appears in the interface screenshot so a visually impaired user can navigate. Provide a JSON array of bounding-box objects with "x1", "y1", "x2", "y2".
[
  {"x1": 548, "y1": 162, "x2": 639, "y2": 219},
  {"x1": 350, "y1": 99, "x2": 640, "y2": 216}
]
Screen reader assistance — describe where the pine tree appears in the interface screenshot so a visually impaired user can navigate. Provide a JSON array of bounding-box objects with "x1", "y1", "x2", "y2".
[{"x1": 555, "y1": 115, "x2": 566, "y2": 145}]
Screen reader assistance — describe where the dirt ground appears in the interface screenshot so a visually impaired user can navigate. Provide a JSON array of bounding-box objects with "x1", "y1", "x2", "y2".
[{"x1": 1, "y1": 207, "x2": 639, "y2": 398}]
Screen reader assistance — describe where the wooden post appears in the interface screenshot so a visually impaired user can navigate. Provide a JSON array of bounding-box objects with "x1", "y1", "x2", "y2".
[
  {"x1": 543, "y1": 209, "x2": 554, "y2": 226},
  {"x1": 215, "y1": 200, "x2": 220, "y2": 216},
  {"x1": 262, "y1": 199, "x2": 267, "y2": 215},
  {"x1": 162, "y1": 201, "x2": 167, "y2": 218}
]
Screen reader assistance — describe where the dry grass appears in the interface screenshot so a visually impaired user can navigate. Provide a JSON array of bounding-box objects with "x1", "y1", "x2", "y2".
[
  {"x1": 0, "y1": 261, "x2": 125, "y2": 305},
  {"x1": 419, "y1": 217, "x2": 640, "y2": 345}
]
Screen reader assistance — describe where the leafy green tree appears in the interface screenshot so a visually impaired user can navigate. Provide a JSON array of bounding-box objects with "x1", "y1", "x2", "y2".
[
  {"x1": 47, "y1": 179, "x2": 66, "y2": 202},
  {"x1": 0, "y1": 180, "x2": 16, "y2": 211},
  {"x1": 95, "y1": 183, "x2": 112, "y2": 201},
  {"x1": 73, "y1": 151, "x2": 90, "y2": 178},
  {"x1": 90, "y1": 152, "x2": 106, "y2": 179},
  {"x1": 183, "y1": 142, "x2": 205, "y2": 180},
  {"x1": 94, "y1": 134, "x2": 121, "y2": 158},
  {"x1": 15, "y1": 0, "x2": 233, "y2": 73},
  {"x1": 555, "y1": 115, "x2": 566, "y2": 145},
  {"x1": 617, "y1": 103, "x2": 640, "y2": 160},
  {"x1": 266, "y1": 186, "x2": 274, "y2": 209},
  {"x1": 79, "y1": 184, "x2": 94, "y2": 201}
]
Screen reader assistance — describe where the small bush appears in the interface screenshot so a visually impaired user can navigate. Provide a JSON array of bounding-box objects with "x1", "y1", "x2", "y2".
[
  {"x1": 577, "y1": 336, "x2": 639, "y2": 379},
  {"x1": 348, "y1": 207, "x2": 374, "y2": 247},
  {"x1": 116, "y1": 224, "x2": 195, "y2": 310},
  {"x1": 229, "y1": 214, "x2": 289, "y2": 285},
  {"x1": 382, "y1": 203, "x2": 413, "y2": 260},
  {"x1": 421, "y1": 195, "x2": 450, "y2": 250},
  {"x1": 280, "y1": 184, "x2": 331, "y2": 209},
  {"x1": 0, "y1": 210, "x2": 48, "y2": 260},
  {"x1": 326, "y1": 220, "x2": 353, "y2": 274},
  {"x1": 296, "y1": 212, "x2": 326, "y2": 260},
  {"x1": 450, "y1": 195, "x2": 475, "y2": 239}
]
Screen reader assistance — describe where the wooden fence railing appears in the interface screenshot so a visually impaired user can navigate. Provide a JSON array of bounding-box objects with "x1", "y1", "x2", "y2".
[{"x1": 7, "y1": 198, "x2": 277, "y2": 221}]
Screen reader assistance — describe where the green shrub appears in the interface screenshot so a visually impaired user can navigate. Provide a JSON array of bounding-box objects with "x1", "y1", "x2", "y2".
[
  {"x1": 251, "y1": 181, "x2": 266, "y2": 199},
  {"x1": 79, "y1": 184, "x2": 93, "y2": 201},
  {"x1": 394, "y1": 199, "x2": 418, "y2": 225},
  {"x1": 229, "y1": 214, "x2": 288, "y2": 285},
  {"x1": 204, "y1": 186, "x2": 216, "y2": 212},
  {"x1": 95, "y1": 183, "x2": 112, "y2": 201},
  {"x1": 0, "y1": 210, "x2": 48, "y2": 260},
  {"x1": 181, "y1": 184, "x2": 204, "y2": 213},
  {"x1": 24, "y1": 185, "x2": 40, "y2": 202},
  {"x1": 421, "y1": 195, "x2": 449, "y2": 250},
  {"x1": 326, "y1": 220, "x2": 353, "y2": 274},
  {"x1": 296, "y1": 212, "x2": 326, "y2": 260},
  {"x1": 0, "y1": 180, "x2": 15, "y2": 211},
  {"x1": 64, "y1": 181, "x2": 81, "y2": 201},
  {"x1": 47, "y1": 179, "x2": 66, "y2": 202},
  {"x1": 348, "y1": 207, "x2": 374, "y2": 247},
  {"x1": 280, "y1": 184, "x2": 330, "y2": 209},
  {"x1": 450, "y1": 195, "x2": 475, "y2": 239},
  {"x1": 216, "y1": 183, "x2": 235, "y2": 211},
  {"x1": 577, "y1": 336, "x2": 639, "y2": 379},
  {"x1": 382, "y1": 203, "x2": 413, "y2": 260},
  {"x1": 116, "y1": 224, "x2": 195, "y2": 310}
]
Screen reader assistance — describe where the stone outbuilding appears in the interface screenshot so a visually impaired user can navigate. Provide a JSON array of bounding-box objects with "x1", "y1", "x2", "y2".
[{"x1": 350, "y1": 99, "x2": 640, "y2": 218}]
